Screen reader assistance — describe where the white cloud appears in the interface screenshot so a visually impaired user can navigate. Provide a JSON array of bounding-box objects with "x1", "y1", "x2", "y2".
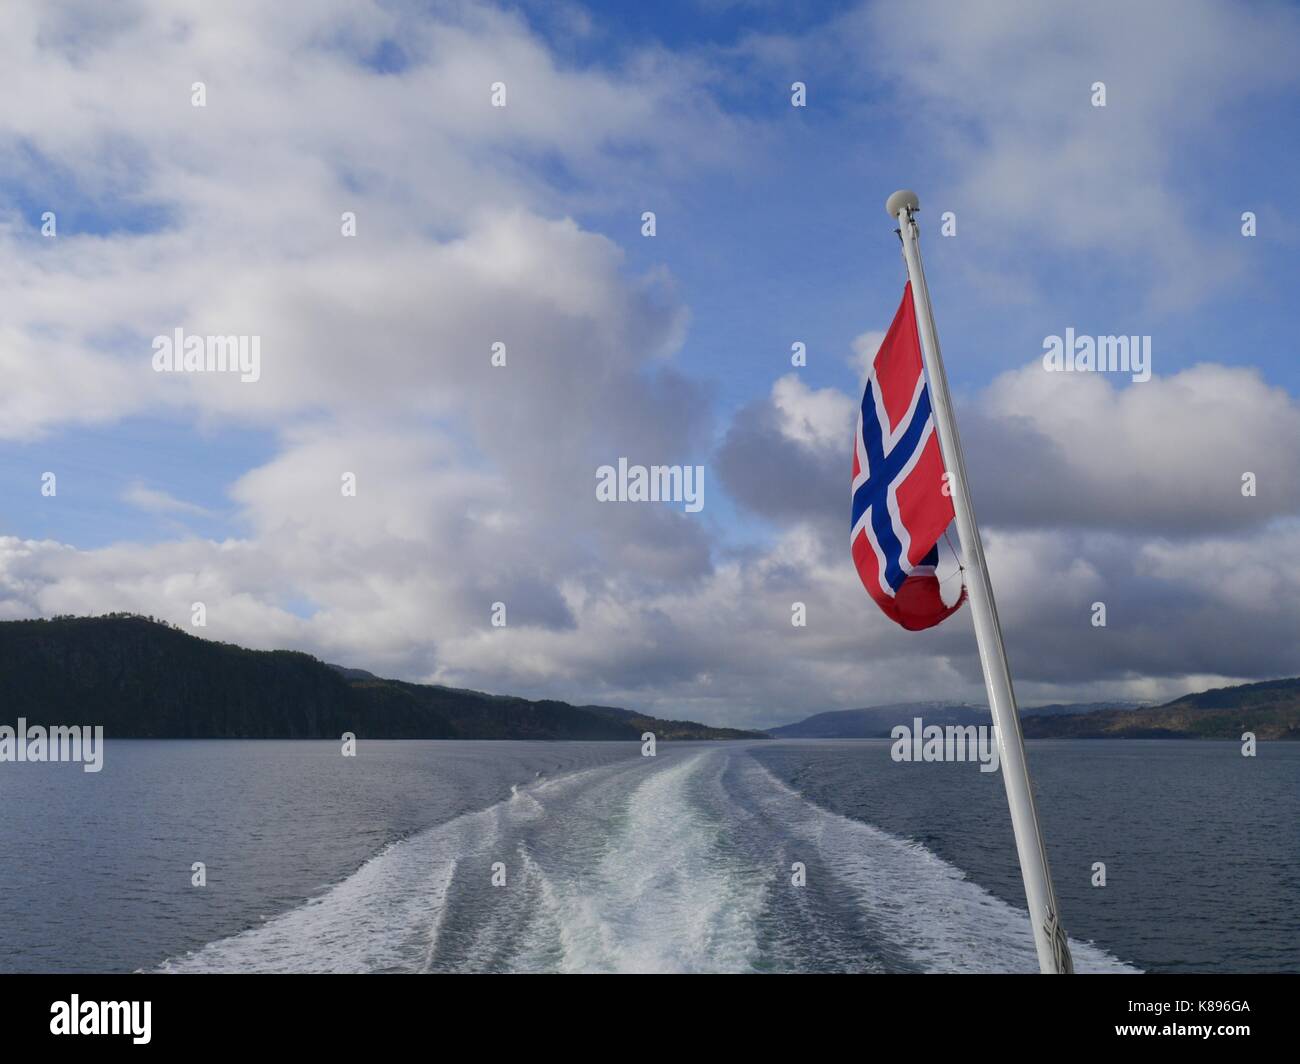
[
  {"x1": 970, "y1": 362, "x2": 1300, "y2": 531},
  {"x1": 743, "y1": 0, "x2": 1300, "y2": 309},
  {"x1": 850, "y1": 329, "x2": 884, "y2": 385},
  {"x1": 770, "y1": 374, "x2": 855, "y2": 451},
  {"x1": 0, "y1": 2, "x2": 731, "y2": 696},
  {"x1": 122, "y1": 481, "x2": 214, "y2": 518},
  {"x1": 862, "y1": 0, "x2": 1300, "y2": 307}
]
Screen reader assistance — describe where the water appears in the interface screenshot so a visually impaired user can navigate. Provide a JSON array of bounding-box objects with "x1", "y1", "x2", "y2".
[{"x1": 0, "y1": 739, "x2": 1293, "y2": 973}]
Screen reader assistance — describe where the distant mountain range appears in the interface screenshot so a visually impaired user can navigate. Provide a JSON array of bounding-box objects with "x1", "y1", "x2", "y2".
[
  {"x1": 769, "y1": 680, "x2": 1300, "y2": 740},
  {"x1": 766, "y1": 700, "x2": 1142, "y2": 738},
  {"x1": 0, "y1": 615, "x2": 763, "y2": 741},
  {"x1": 7, "y1": 614, "x2": 1294, "y2": 742}
]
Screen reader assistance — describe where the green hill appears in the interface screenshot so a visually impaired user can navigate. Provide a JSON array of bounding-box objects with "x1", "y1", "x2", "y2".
[
  {"x1": 1021, "y1": 677, "x2": 1300, "y2": 739},
  {"x1": 0, "y1": 614, "x2": 763, "y2": 741}
]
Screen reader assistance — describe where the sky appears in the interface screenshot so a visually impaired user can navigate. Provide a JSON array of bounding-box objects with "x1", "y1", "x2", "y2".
[{"x1": 0, "y1": 0, "x2": 1297, "y2": 729}]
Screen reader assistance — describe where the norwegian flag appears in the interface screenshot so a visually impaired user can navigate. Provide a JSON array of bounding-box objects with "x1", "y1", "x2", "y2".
[{"x1": 851, "y1": 282, "x2": 965, "y2": 631}]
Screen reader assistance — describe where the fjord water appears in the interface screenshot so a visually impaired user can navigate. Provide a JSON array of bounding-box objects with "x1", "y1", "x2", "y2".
[{"x1": 0, "y1": 740, "x2": 1294, "y2": 973}]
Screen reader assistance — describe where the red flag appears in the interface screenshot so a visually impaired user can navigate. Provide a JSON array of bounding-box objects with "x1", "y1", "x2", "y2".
[{"x1": 851, "y1": 284, "x2": 965, "y2": 630}]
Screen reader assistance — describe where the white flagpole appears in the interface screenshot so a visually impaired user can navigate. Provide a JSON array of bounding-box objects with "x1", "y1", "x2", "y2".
[{"x1": 887, "y1": 189, "x2": 1073, "y2": 975}]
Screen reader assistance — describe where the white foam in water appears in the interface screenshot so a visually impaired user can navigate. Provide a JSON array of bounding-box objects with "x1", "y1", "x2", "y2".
[
  {"x1": 159, "y1": 747, "x2": 1137, "y2": 974},
  {"x1": 156, "y1": 760, "x2": 629, "y2": 973},
  {"x1": 157, "y1": 806, "x2": 492, "y2": 973},
  {"x1": 515, "y1": 752, "x2": 768, "y2": 973},
  {"x1": 742, "y1": 759, "x2": 1138, "y2": 974}
]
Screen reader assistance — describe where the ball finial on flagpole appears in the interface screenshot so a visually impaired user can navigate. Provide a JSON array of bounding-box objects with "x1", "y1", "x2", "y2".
[{"x1": 886, "y1": 189, "x2": 919, "y2": 218}]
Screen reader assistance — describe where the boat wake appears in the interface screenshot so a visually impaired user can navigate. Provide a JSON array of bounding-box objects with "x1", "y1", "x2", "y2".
[{"x1": 158, "y1": 746, "x2": 1137, "y2": 973}]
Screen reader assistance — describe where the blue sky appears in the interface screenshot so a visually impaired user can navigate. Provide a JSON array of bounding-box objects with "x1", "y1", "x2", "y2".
[{"x1": 0, "y1": 0, "x2": 1297, "y2": 726}]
